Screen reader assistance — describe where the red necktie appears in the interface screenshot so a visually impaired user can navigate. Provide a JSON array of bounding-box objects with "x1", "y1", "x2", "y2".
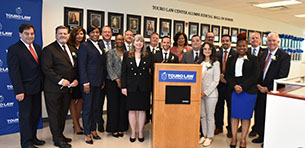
[
  {"x1": 29, "y1": 44, "x2": 39, "y2": 63},
  {"x1": 263, "y1": 53, "x2": 272, "y2": 73},
  {"x1": 222, "y1": 50, "x2": 228, "y2": 73},
  {"x1": 62, "y1": 45, "x2": 72, "y2": 64}
]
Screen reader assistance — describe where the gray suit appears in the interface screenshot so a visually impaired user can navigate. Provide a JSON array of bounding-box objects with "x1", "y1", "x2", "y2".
[{"x1": 181, "y1": 49, "x2": 200, "y2": 64}]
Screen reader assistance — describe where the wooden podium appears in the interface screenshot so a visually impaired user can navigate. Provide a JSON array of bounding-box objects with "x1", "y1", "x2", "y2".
[{"x1": 152, "y1": 63, "x2": 202, "y2": 148}]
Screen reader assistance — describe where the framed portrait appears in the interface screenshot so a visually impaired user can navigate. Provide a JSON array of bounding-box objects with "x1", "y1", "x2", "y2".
[
  {"x1": 240, "y1": 28, "x2": 247, "y2": 34},
  {"x1": 247, "y1": 30, "x2": 255, "y2": 44},
  {"x1": 173, "y1": 20, "x2": 185, "y2": 36},
  {"x1": 231, "y1": 27, "x2": 239, "y2": 43},
  {"x1": 127, "y1": 14, "x2": 141, "y2": 35},
  {"x1": 221, "y1": 26, "x2": 230, "y2": 37},
  {"x1": 262, "y1": 32, "x2": 268, "y2": 46},
  {"x1": 211, "y1": 25, "x2": 220, "y2": 42},
  {"x1": 188, "y1": 22, "x2": 199, "y2": 40},
  {"x1": 143, "y1": 16, "x2": 157, "y2": 38},
  {"x1": 64, "y1": 7, "x2": 83, "y2": 30},
  {"x1": 200, "y1": 24, "x2": 210, "y2": 41},
  {"x1": 87, "y1": 10, "x2": 104, "y2": 31},
  {"x1": 108, "y1": 12, "x2": 124, "y2": 36},
  {"x1": 159, "y1": 18, "x2": 172, "y2": 38}
]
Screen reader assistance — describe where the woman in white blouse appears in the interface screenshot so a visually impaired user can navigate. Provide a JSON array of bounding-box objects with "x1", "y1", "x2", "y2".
[{"x1": 197, "y1": 42, "x2": 220, "y2": 147}]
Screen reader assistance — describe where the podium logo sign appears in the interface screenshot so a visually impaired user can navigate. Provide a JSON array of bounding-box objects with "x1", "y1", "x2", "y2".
[{"x1": 159, "y1": 70, "x2": 196, "y2": 83}]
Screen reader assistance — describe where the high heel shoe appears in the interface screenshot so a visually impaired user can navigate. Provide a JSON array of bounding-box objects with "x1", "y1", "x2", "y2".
[
  {"x1": 138, "y1": 137, "x2": 144, "y2": 142},
  {"x1": 73, "y1": 126, "x2": 84, "y2": 135},
  {"x1": 112, "y1": 132, "x2": 119, "y2": 138},
  {"x1": 129, "y1": 137, "x2": 136, "y2": 143},
  {"x1": 91, "y1": 132, "x2": 101, "y2": 140},
  {"x1": 240, "y1": 141, "x2": 246, "y2": 148},
  {"x1": 118, "y1": 132, "x2": 124, "y2": 137},
  {"x1": 230, "y1": 145, "x2": 236, "y2": 148},
  {"x1": 85, "y1": 135, "x2": 93, "y2": 144}
]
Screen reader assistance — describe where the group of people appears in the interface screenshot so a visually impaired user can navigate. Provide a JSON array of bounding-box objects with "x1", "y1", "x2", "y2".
[{"x1": 7, "y1": 23, "x2": 290, "y2": 148}]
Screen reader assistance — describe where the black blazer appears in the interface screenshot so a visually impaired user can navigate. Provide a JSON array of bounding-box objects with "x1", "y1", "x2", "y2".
[
  {"x1": 153, "y1": 50, "x2": 179, "y2": 63},
  {"x1": 121, "y1": 52, "x2": 152, "y2": 92},
  {"x1": 259, "y1": 48, "x2": 290, "y2": 91},
  {"x1": 99, "y1": 39, "x2": 115, "y2": 51},
  {"x1": 216, "y1": 48, "x2": 237, "y2": 74},
  {"x1": 225, "y1": 54, "x2": 260, "y2": 94},
  {"x1": 78, "y1": 40, "x2": 107, "y2": 86},
  {"x1": 41, "y1": 41, "x2": 78, "y2": 93},
  {"x1": 7, "y1": 40, "x2": 43, "y2": 95}
]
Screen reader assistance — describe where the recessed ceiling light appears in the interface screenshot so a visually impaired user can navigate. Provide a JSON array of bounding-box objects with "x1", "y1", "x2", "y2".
[
  {"x1": 295, "y1": 14, "x2": 305, "y2": 18},
  {"x1": 253, "y1": 0, "x2": 302, "y2": 8}
]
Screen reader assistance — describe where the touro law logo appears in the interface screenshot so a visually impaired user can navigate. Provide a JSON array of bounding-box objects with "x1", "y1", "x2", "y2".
[
  {"x1": 0, "y1": 59, "x2": 9, "y2": 73},
  {"x1": 0, "y1": 22, "x2": 13, "y2": 37},
  {"x1": 7, "y1": 85, "x2": 14, "y2": 90},
  {"x1": 159, "y1": 70, "x2": 197, "y2": 83},
  {"x1": 0, "y1": 95, "x2": 14, "y2": 109},
  {"x1": 6, "y1": 7, "x2": 31, "y2": 21}
]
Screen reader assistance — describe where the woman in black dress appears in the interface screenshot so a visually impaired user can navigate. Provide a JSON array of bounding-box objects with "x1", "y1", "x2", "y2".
[
  {"x1": 121, "y1": 34, "x2": 152, "y2": 142},
  {"x1": 67, "y1": 26, "x2": 86, "y2": 134}
]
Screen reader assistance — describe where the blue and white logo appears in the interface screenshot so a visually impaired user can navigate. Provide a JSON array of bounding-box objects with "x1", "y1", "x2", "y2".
[
  {"x1": 159, "y1": 70, "x2": 197, "y2": 83},
  {"x1": 16, "y1": 7, "x2": 22, "y2": 14},
  {"x1": 0, "y1": 58, "x2": 8, "y2": 73},
  {"x1": 0, "y1": 23, "x2": 13, "y2": 37},
  {"x1": 7, "y1": 85, "x2": 14, "y2": 90}
]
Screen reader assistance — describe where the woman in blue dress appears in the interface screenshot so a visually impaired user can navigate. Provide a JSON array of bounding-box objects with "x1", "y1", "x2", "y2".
[{"x1": 225, "y1": 32, "x2": 259, "y2": 148}]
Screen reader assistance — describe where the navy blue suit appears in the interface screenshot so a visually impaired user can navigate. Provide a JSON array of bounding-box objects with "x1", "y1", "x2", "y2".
[
  {"x1": 78, "y1": 39, "x2": 106, "y2": 135},
  {"x1": 7, "y1": 40, "x2": 43, "y2": 148}
]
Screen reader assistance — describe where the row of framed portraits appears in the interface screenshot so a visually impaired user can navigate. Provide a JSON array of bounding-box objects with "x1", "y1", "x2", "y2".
[{"x1": 64, "y1": 7, "x2": 268, "y2": 46}]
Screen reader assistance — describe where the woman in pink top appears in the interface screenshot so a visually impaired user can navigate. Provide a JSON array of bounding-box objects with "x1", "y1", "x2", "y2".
[{"x1": 170, "y1": 32, "x2": 192, "y2": 62}]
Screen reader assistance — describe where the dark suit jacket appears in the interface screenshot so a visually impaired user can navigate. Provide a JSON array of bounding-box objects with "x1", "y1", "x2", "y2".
[
  {"x1": 153, "y1": 50, "x2": 179, "y2": 63},
  {"x1": 121, "y1": 52, "x2": 152, "y2": 92},
  {"x1": 7, "y1": 40, "x2": 43, "y2": 95},
  {"x1": 99, "y1": 39, "x2": 115, "y2": 51},
  {"x1": 216, "y1": 48, "x2": 237, "y2": 74},
  {"x1": 41, "y1": 41, "x2": 78, "y2": 93},
  {"x1": 225, "y1": 54, "x2": 260, "y2": 94},
  {"x1": 259, "y1": 48, "x2": 290, "y2": 91},
  {"x1": 78, "y1": 39, "x2": 107, "y2": 87},
  {"x1": 181, "y1": 49, "x2": 200, "y2": 64}
]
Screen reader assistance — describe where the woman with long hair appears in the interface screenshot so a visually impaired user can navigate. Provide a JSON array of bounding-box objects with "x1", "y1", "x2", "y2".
[
  {"x1": 67, "y1": 26, "x2": 86, "y2": 135},
  {"x1": 121, "y1": 34, "x2": 152, "y2": 143},
  {"x1": 197, "y1": 42, "x2": 220, "y2": 147}
]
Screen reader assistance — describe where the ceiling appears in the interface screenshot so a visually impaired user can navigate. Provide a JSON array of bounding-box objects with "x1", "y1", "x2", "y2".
[{"x1": 177, "y1": 0, "x2": 305, "y2": 29}]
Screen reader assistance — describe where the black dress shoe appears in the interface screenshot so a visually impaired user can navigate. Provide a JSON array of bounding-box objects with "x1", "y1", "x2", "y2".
[
  {"x1": 54, "y1": 141, "x2": 71, "y2": 148},
  {"x1": 129, "y1": 137, "x2": 136, "y2": 143},
  {"x1": 227, "y1": 131, "x2": 233, "y2": 138},
  {"x1": 33, "y1": 137, "x2": 46, "y2": 145},
  {"x1": 63, "y1": 137, "x2": 72, "y2": 143},
  {"x1": 27, "y1": 145, "x2": 38, "y2": 148},
  {"x1": 98, "y1": 125, "x2": 104, "y2": 132},
  {"x1": 92, "y1": 134, "x2": 101, "y2": 140},
  {"x1": 248, "y1": 130, "x2": 257, "y2": 138},
  {"x1": 252, "y1": 137, "x2": 263, "y2": 143},
  {"x1": 138, "y1": 137, "x2": 144, "y2": 142},
  {"x1": 112, "y1": 133, "x2": 119, "y2": 138}
]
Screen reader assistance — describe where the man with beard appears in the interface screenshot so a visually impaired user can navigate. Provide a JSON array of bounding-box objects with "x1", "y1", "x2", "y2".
[
  {"x1": 181, "y1": 35, "x2": 202, "y2": 64},
  {"x1": 153, "y1": 36, "x2": 178, "y2": 63},
  {"x1": 214, "y1": 35, "x2": 237, "y2": 138},
  {"x1": 41, "y1": 25, "x2": 78, "y2": 148}
]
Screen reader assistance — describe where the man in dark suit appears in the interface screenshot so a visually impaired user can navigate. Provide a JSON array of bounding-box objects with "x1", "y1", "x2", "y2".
[
  {"x1": 252, "y1": 33, "x2": 290, "y2": 146},
  {"x1": 181, "y1": 35, "x2": 201, "y2": 64},
  {"x1": 7, "y1": 24, "x2": 45, "y2": 148},
  {"x1": 41, "y1": 25, "x2": 78, "y2": 148},
  {"x1": 123, "y1": 30, "x2": 133, "y2": 51},
  {"x1": 146, "y1": 32, "x2": 160, "y2": 55},
  {"x1": 246, "y1": 32, "x2": 267, "y2": 137},
  {"x1": 153, "y1": 36, "x2": 178, "y2": 63},
  {"x1": 214, "y1": 34, "x2": 237, "y2": 138},
  {"x1": 97, "y1": 25, "x2": 114, "y2": 132}
]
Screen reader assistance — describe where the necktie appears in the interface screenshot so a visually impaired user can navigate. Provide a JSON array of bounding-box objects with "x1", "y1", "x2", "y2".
[
  {"x1": 62, "y1": 45, "x2": 72, "y2": 64},
  {"x1": 128, "y1": 45, "x2": 131, "y2": 51},
  {"x1": 263, "y1": 53, "x2": 272, "y2": 79},
  {"x1": 164, "y1": 52, "x2": 168, "y2": 60},
  {"x1": 253, "y1": 48, "x2": 257, "y2": 56},
  {"x1": 106, "y1": 42, "x2": 110, "y2": 50},
  {"x1": 29, "y1": 44, "x2": 39, "y2": 63},
  {"x1": 222, "y1": 50, "x2": 228, "y2": 73},
  {"x1": 194, "y1": 52, "x2": 199, "y2": 62}
]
